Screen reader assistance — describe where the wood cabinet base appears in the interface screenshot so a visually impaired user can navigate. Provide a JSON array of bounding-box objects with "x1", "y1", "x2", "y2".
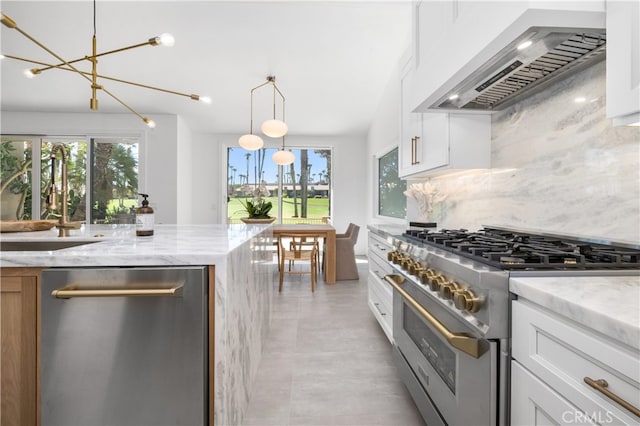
[{"x1": 1, "y1": 268, "x2": 40, "y2": 426}]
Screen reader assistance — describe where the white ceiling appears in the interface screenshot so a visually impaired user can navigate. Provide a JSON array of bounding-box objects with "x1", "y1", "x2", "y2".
[{"x1": 1, "y1": 1, "x2": 411, "y2": 136}]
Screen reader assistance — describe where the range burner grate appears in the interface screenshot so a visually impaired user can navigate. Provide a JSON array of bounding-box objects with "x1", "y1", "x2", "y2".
[{"x1": 401, "y1": 227, "x2": 640, "y2": 270}]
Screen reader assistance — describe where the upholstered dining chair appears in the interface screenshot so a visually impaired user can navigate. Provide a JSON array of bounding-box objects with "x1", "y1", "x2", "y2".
[
  {"x1": 278, "y1": 234, "x2": 318, "y2": 292},
  {"x1": 334, "y1": 223, "x2": 360, "y2": 281}
]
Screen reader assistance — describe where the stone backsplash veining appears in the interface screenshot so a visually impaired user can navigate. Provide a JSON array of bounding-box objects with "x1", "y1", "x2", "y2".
[{"x1": 409, "y1": 60, "x2": 640, "y2": 244}]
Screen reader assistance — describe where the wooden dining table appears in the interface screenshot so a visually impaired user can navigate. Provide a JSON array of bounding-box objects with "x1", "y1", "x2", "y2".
[{"x1": 272, "y1": 224, "x2": 337, "y2": 284}]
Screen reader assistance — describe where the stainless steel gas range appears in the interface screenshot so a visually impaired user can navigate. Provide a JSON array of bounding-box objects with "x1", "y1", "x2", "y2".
[{"x1": 384, "y1": 224, "x2": 640, "y2": 426}]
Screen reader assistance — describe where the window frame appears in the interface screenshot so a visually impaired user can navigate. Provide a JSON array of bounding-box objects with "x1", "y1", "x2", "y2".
[
  {"x1": 222, "y1": 143, "x2": 333, "y2": 224},
  {"x1": 1, "y1": 133, "x2": 144, "y2": 223},
  {"x1": 373, "y1": 145, "x2": 406, "y2": 224}
]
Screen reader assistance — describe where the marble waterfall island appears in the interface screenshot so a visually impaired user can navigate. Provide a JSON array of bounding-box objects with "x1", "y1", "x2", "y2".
[{"x1": 0, "y1": 223, "x2": 275, "y2": 425}]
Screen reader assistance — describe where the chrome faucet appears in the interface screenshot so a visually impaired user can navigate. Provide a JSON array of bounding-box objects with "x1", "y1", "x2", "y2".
[{"x1": 46, "y1": 144, "x2": 82, "y2": 237}]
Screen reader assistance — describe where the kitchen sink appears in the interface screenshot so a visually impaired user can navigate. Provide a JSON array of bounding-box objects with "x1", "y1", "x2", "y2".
[{"x1": 0, "y1": 241, "x2": 98, "y2": 252}]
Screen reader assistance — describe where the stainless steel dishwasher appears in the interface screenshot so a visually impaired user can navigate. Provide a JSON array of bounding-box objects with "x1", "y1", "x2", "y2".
[{"x1": 41, "y1": 266, "x2": 208, "y2": 426}]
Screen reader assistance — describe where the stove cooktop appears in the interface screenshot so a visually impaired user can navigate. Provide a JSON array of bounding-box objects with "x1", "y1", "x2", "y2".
[{"x1": 401, "y1": 227, "x2": 640, "y2": 271}]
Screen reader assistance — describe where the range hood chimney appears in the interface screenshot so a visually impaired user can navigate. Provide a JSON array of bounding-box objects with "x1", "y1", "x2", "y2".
[{"x1": 433, "y1": 27, "x2": 606, "y2": 111}]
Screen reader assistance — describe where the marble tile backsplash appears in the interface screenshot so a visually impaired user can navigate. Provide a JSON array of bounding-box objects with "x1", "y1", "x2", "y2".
[{"x1": 412, "y1": 61, "x2": 640, "y2": 244}]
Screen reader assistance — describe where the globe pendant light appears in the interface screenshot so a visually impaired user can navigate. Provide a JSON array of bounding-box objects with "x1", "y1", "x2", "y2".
[
  {"x1": 272, "y1": 135, "x2": 295, "y2": 165},
  {"x1": 239, "y1": 76, "x2": 291, "y2": 158},
  {"x1": 261, "y1": 76, "x2": 288, "y2": 138},
  {"x1": 261, "y1": 119, "x2": 288, "y2": 138},
  {"x1": 238, "y1": 133, "x2": 264, "y2": 150}
]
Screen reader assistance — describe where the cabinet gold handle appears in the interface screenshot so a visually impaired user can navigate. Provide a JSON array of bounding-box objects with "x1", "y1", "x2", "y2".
[
  {"x1": 52, "y1": 283, "x2": 184, "y2": 299},
  {"x1": 384, "y1": 274, "x2": 487, "y2": 358},
  {"x1": 413, "y1": 136, "x2": 420, "y2": 165},
  {"x1": 584, "y1": 377, "x2": 640, "y2": 417},
  {"x1": 411, "y1": 136, "x2": 416, "y2": 166}
]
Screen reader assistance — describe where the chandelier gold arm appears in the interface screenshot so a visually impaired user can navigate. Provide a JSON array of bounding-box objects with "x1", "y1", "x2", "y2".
[
  {"x1": 29, "y1": 39, "x2": 164, "y2": 75},
  {"x1": 1, "y1": 11, "x2": 206, "y2": 127},
  {"x1": 2, "y1": 54, "x2": 206, "y2": 101}
]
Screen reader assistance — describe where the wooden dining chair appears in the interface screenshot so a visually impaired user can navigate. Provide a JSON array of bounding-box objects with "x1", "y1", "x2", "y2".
[
  {"x1": 278, "y1": 234, "x2": 318, "y2": 292},
  {"x1": 289, "y1": 236, "x2": 321, "y2": 274}
]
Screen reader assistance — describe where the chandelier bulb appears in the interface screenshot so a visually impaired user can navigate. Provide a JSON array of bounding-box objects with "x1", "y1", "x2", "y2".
[
  {"x1": 0, "y1": 53, "x2": 5, "y2": 59},
  {"x1": 199, "y1": 96, "x2": 212, "y2": 104},
  {"x1": 143, "y1": 118, "x2": 156, "y2": 128},
  {"x1": 239, "y1": 134, "x2": 264, "y2": 151},
  {"x1": 272, "y1": 149, "x2": 295, "y2": 166},
  {"x1": 23, "y1": 68, "x2": 35, "y2": 79},
  {"x1": 159, "y1": 33, "x2": 175, "y2": 47},
  {"x1": 261, "y1": 119, "x2": 288, "y2": 138}
]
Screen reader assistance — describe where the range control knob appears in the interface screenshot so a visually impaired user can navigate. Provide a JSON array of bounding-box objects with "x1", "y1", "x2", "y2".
[
  {"x1": 386, "y1": 251, "x2": 396, "y2": 262},
  {"x1": 419, "y1": 268, "x2": 435, "y2": 285},
  {"x1": 392, "y1": 253, "x2": 405, "y2": 265},
  {"x1": 453, "y1": 289, "x2": 482, "y2": 313},
  {"x1": 409, "y1": 262, "x2": 425, "y2": 275},
  {"x1": 439, "y1": 281, "x2": 461, "y2": 300},
  {"x1": 428, "y1": 275, "x2": 446, "y2": 292},
  {"x1": 402, "y1": 258, "x2": 415, "y2": 271}
]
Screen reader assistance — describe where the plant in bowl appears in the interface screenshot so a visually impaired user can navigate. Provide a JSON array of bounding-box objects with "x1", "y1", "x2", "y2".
[{"x1": 238, "y1": 185, "x2": 275, "y2": 224}]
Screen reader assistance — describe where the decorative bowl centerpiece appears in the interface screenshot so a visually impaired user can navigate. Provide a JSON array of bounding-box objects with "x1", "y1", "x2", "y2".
[{"x1": 238, "y1": 198, "x2": 275, "y2": 224}]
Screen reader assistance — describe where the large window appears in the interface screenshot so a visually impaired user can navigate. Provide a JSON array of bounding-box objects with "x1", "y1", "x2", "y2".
[
  {"x1": 0, "y1": 135, "x2": 139, "y2": 224},
  {"x1": 377, "y1": 147, "x2": 406, "y2": 219},
  {"x1": 226, "y1": 147, "x2": 331, "y2": 224}
]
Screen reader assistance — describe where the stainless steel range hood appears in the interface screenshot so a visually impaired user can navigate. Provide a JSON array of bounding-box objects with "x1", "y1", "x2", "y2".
[{"x1": 433, "y1": 27, "x2": 606, "y2": 111}]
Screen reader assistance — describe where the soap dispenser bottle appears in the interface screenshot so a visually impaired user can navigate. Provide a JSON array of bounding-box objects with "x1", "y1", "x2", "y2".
[{"x1": 136, "y1": 193, "x2": 154, "y2": 236}]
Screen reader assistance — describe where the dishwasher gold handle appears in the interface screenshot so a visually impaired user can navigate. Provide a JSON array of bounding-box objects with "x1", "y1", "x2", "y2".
[
  {"x1": 584, "y1": 377, "x2": 640, "y2": 417},
  {"x1": 52, "y1": 283, "x2": 184, "y2": 299},
  {"x1": 384, "y1": 274, "x2": 487, "y2": 358}
]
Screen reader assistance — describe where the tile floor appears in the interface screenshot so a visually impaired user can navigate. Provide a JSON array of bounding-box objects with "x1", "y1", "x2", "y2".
[{"x1": 242, "y1": 258, "x2": 425, "y2": 426}]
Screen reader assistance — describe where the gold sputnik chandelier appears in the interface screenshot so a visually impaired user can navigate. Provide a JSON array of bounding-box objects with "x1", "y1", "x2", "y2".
[{"x1": 0, "y1": 1, "x2": 210, "y2": 128}]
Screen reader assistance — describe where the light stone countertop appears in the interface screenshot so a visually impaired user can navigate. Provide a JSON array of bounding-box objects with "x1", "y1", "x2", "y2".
[
  {"x1": 0, "y1": 224, "x2": 273, "y2": 267},
  {"x1": 510, "y1": 275, "x2": 640, "y2": 351}
]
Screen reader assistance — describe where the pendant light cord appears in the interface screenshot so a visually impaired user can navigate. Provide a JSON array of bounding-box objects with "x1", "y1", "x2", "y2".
[{"x1": 93, "y1": 0, "x2": 96, "y2": 36}]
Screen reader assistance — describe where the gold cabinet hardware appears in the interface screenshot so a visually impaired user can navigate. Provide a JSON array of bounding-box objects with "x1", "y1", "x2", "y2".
[
  {"x1": 410, "y1": 136, "x2": 421, "y2": 165},
  {"x1": 584, "y1": 377, "x2": 640, "y2": 417},
  {"x1": 384, "y1": 274, "x2": 487, "y2": 358},
  {"x1": 52, "y1": 283, "x2": 184, "y2": 299}
]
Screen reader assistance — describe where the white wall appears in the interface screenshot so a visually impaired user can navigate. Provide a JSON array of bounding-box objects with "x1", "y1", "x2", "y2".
[
  {"x1": 176, "y1": 117, "x2": 193, "y2": 224},
  {"x1": 365, "y1": 59, "x2": 405, "y2": 227},
  {"x1": 1, "y1": 111, "x2": 180, "y2": 223}
]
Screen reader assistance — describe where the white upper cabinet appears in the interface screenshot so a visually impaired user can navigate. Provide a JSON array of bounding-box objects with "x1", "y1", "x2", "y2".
[
  {"x1": 407, "y1": 0, "x2": 606, "y2": 113},
  {"x1": 398, "y1": 109, "x2": 491, "y2": 179},
  {"x1": 606, "y1": 0, "x2": 640, "y2": 126}
]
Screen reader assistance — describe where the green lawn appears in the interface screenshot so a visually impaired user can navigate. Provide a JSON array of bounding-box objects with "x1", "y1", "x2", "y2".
[{"x1": 227, "y1": 196, "x2": 329, "y2": 219}]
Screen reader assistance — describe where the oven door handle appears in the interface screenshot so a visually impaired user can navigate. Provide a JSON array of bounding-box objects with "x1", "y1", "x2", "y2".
[{"x1": 385, "y1": 274, "x2": 487, "y2": 359}]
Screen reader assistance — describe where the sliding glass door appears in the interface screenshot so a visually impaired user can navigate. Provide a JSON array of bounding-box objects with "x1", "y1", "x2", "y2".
[
  {"x1": 226, "y1": 147, "x2": 332, "y2": 224},
  {"x1": 0, "y1": 135, "x2": 139, "y2": 224}
]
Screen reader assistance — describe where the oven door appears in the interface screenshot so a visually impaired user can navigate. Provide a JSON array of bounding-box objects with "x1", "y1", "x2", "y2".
[{"x1": 386, "y1": 275, "x2": 499, "y2": 426}]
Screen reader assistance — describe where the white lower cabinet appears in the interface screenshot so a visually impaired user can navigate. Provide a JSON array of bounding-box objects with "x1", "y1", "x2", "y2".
[
  {"x1": 511, "y1": 299, "x2": 640, "y2": 425},
  {"x1": 367, "y1": 232, "x2": 394, "y2": 342}
]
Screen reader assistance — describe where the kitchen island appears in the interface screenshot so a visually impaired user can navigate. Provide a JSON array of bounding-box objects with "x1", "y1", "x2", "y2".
[{"x1": 0, "y1": 224, "x2": 274, "y2": 426}]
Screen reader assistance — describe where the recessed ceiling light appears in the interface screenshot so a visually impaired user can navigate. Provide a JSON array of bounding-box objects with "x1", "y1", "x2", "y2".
[{"x1": 517, "y1": 40, "x2": 533, "y2": 50}]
